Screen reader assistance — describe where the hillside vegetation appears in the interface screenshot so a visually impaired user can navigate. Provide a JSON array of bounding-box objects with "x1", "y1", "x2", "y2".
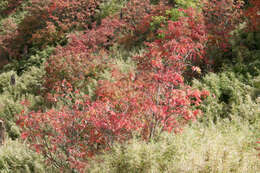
[{"x1": 0, "y1": 0, "x2": 259, "y2": 172}]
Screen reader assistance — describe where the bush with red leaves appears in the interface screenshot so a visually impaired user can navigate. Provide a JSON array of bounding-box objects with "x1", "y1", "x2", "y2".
[
  {"x1": 245, "y1": 0, "x2": 260, "y2": 31},
  {"x1": 17, "y1": 7, "x2": 210, "y2": 172},
  {"x1": 1, "y1": 0, "x2": 102, "y2": 59}
]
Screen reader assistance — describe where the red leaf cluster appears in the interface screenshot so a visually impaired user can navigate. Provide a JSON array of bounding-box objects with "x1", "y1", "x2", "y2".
[
  {"x1": 203, "y1": 0, "x2": 244, "y2": 49},
  {"x1": 44, "y1": 17, "x2": 122, "y2": 92},
  {"x1": 0, "y1": 0, "x2": 102, "y2": 59},
  {"x1": 117, "y1": 0, "x2": 171, "y2": 47},
  {"x1": 245, "y1": 0, "x2": 260, "y2": 31}
]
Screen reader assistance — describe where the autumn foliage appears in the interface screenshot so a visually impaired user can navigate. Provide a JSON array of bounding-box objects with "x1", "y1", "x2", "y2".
[
  {"x1": 245, "y1": 0, "x2": 260, "y2": 31},
  {"x1": 12, "y1": 0, "x2": 260, "y2": 172},
  {"x1": 0, "y1": 0, "x2": 102, "y2": 59},
  {"x1": 203, "y1": 0, "x2": 244, "y2": 50},
  {"x1": 17, "y1": 5, "x2": 211, "y2": 172},
  {"x1": 44, "y1": 17, "x2": 122, "y2": 93}
]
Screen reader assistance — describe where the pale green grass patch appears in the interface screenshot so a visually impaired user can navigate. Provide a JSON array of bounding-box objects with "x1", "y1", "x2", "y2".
[{"x1": 87, "y1": 119, "x2": 260, "y2": 173}]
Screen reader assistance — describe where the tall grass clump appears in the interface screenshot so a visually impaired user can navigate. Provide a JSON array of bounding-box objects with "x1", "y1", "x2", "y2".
[
  {"x1": 86, "y1": 119, "x2": 260, "y2": 173},
  {"x1": 0, "y1": 139, "x2": 47, "y2": 173}
]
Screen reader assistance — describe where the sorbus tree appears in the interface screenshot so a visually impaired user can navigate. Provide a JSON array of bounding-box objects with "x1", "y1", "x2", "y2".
[
  {"x1": 17, "y1": 7, "x2": 210, "y2": 172},
  {"x1": 18, "y1": 70, "x2": 209, "y2": 172}
]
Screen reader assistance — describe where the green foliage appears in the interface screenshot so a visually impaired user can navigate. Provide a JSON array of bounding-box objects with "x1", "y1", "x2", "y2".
[
  {"x1": 97, "y1": 0, "x2": 127, "y2": 20},
  {"x1": 0, "y1": 65, "x2": 45, "y2": 96},
  {"x1": 174, "y1": 0, "x2": 200, "y2": 9},
  {"x1": 109, "y1": 45, "x2": 138, "y2": 73},
  {"x1": 1, "y1": 46, "x2": 54, "y2": 75},
  {"x1": 0, "y1": 68, "x2": 45, "y2": 138},
  {"x1": 0, "y1": 0, "x2": 29, "y2": 25},
  {"x1": 165, "y1": 8, "x2": 185, "y2": 21},
  {"x1": 0, "y1": 1, "x2": 8, "y2": 13},
  {"x1": 253, "y1": 75, "x2": 260, "y2": 102},
  {"x1": 192, "y1": 71, "x2": 260, "y2": 123},
  {"x1": 0, "y1": 49, "x2": 47, "y2": 138},
  {"x1": 87, "y1": 120, "x2": 260, "y2": 173},
  {"x1": 230, "y1": 29, "x2": 260, "y2": 77},
  {"x1": 150, "y1": 15, "x2": 167, "y2": 31},
  {"x1": 0, "y1": 140, "x2": 47, "y2": 173},
  {"x1": 254, "y1": 76, "x2": 260, "y2": 89}
]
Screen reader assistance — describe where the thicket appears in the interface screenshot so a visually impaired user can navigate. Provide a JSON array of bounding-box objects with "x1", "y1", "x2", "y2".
[{"x1": 0, "y1": 0, "x2": 259, "y2": 172}]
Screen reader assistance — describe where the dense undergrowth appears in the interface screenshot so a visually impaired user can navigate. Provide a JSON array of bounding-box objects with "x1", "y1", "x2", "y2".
[{"x1": 0, "y1": 0, "x2": 259, "y2": 172}]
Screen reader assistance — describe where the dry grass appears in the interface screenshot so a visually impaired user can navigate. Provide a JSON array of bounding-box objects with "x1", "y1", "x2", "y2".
[{"x1": 87, "y1": 119, "x2": 260, "y2": 173}]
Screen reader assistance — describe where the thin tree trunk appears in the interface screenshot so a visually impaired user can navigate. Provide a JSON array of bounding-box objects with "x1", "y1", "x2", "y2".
[{"x1": 0, "y1": 120, "x2": 6, "y2": 145}]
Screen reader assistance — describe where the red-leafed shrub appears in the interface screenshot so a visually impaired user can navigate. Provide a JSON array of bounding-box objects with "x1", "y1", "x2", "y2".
[
  {"x1": 17, "y1": 7, "x2": 210, "y2": 172},
  {"x1": 0, "y1": 18, "x2": 17, "y2": 61},
  {"x1": 2, "y1": 0, "x2": 102, "y2": 59},
  {"x1": 137, "y1": 8, "x2": 208, "y2": 74},
  {"x1": 96, "y1": 69, "x2": 209, "y2": 139},
  {"x1": 18, "y1": 71, "x2": 209, "y2": 172},
  {"x1": 117, "y1": 0, "x2": 171, "y2": 47},
  {"x1": 44, "y1": 18, "x2": 122, "y2": 93},
  {"x1": 245, "y1": 0, "x2": 260, "y2": 31},
  {"x1": 17, "y1": 79, "x2": 139, "y2": 172},
  {"x1": 203, "y1": 0, "x2": 244, "y2": 50},
  {"x1": 128, "y1": 8, "x2": 209, "y2": 137}
]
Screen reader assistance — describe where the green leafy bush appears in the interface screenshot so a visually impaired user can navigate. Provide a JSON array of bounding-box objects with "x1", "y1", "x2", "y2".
[
  {"x1": 0, "y1": 67, "x2": 53, "y2": 140},
  {"x1": 231, "y1": 29, "x2": 260, "y2": 78},
  {"x1": 192, "y1": 71, "x2": 260, "y2": 123},
  {"x1": 1, "y1": 46, "x2": 54, "y2": 75},
  {"x1": 0, "y1": 1, "x2": 8, "y2": 14},
  {"x1": 96, "y1": 0, "x2": 127, "y2": 20},
  {"x1": 173, "y1": 0, "x2": 201, "y2": 9},
  {"x1": 0, "y1": 51, "x2": 46, "y2": 138},
  {"x1": 0, "y1": 140, "x2": 47, "y2": 173}
]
